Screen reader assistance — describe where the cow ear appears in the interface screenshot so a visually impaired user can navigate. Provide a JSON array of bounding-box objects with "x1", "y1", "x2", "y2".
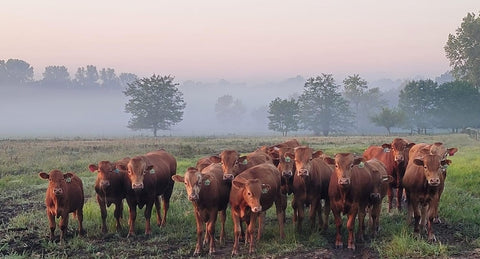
[
  {"x1": 64, "y1": 172, "x2": 74, "y2": 179},
  {"x1": 117, "y1": 164, "x2": 127, "y2": 171},
  {"x1": 413, "y1": 158, "x2": 424, "y2": 166},
  {"x1": 238, "y1": 156, "x2": 248, "y2": 165},
  {"x1": 146, "y1": 165, "x2": 155, "y2": 173},
  {"x1": 209, "y1": 156, "x2": 222, "y2": 163},
  {"x1": 232, "y1": 177, "x2": 247, "y2": 189},
  {"x1": 324, "y1": 157, "x2": 335, "y2": 165},
  {"x1": 261, "y1": 183, "x2": 271, "y2": 194},
  {"x1": 171, "y1": 175, "x2": 185, "y2": 183},
  {"x1": 381, "y1": 144, "x2": 392, "y2": 149},
  {"x1": 382, "y1": 175, "x2": 394, "y2": 183},
  {"x1": 39, "y1": 172, "x2": 49, "y2": 180},
  {"x1": 312, "y1": 150, "x2": 324, "y2": 159},
  {"x1": 407, "y1": 143, "x2": 416, "y2": 148},
  {"x1": 88, "y1": 164, "x2": 98, "y2": 172},
  {"x1": 202, "y1": 174, "x2": 213, "y2": 186},
  {"x1": 353, "y1": 157, "x2": 365, "y2": 166},
  {"x1": 442, "y1": 159, "x2": 452, "y2": 166},
  {"x1": 448, "y1": 148, "x2": 458, "y2": 156}
]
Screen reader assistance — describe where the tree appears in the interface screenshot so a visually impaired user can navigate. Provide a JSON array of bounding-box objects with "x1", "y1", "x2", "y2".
[
  {"x1": 267, "y1": 97, "x2": 300, "y2": 136},
  {"x1": 435, "y1": 80, "x2": 480, "y2": 131},
  {"x1": 4, "y1": 59, "x2": 34, "y2": 86},
  {"x1": 343, "y1": 74, "x2": 368, "y2": 113},
  {"x1": 398, "y1": 79, "x2": 438, "y2": 134},
  {"x1": 370, "y1": 107, "x2": 406, "y2": 135},
  {"x1": 124, "y1": 74, "x2": 186, "y2": 137},
  {"x1": 299, "y1": 74, "x2": 354, "y2": 136},
  {"x1": 99, "y1": 68, "x2": 120, "y2": 89},
  {"x1": 119, "y1": 73, "x2": 138, "y2": 89},
  {"x1": 445, "y1": 12, "x2": 480, "y2": 87},
  {"x1": 214, "y1": 95, "x2": 246, "y2": 126},
  {"x1": 41, "y1": 65, "x2": 71, "y2": 88},
  {"x1": 74, "y1": 65, "x2": 99, "y2": 88}
]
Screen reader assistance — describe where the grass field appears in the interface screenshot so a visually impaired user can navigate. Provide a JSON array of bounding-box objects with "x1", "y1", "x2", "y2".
[{"x1": 0, "y1": 134, "x2": 479, "y2": 258}]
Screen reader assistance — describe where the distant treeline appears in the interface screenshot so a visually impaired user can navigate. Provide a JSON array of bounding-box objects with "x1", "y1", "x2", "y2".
[{"x1": 0, "y1": 58, "x2": 137, "y2": 90}]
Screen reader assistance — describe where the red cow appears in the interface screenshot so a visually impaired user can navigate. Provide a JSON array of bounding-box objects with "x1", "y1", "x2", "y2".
[
  {"x1": 260, "y1": 139, "x2": 301, "y2": 165},
  {"x1": 363, "y1": 138, "x2": 415, "y2": 212},
  {"x1": 274, "y1": 147, "x2": 296, "y2": 195},
  {"x1": 39, "y1": 170, "x2": 85, "y2": 242},
  {"x1": 292, "y1": 146, "x2": 332, "y2": 232},
  {"x1": 118, "y1": 150, "x2": 177, "y2": 236},
  {"x1": 172, "y1": 163, "x2": 230, "y2": 256},
  {"x1": 402, "y1": 152, "x2": 451, "y2": 242},
  {"x1": 209, "y1": 149, "x2": 272, "y2": 181},
  {"x1": 88, "y1": 157, "x2": 129, "y2": 233},
  {"x1": 229, "y1": 163, "x2": 285, "y2": 255},
  {"x1": 326, "y1": 153, "x2": 374, "y2": 250}
]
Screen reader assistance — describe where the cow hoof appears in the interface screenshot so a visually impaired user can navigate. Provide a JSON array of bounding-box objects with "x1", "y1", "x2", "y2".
[
  {"x1": 335, "y1": 243, "x2": 343, "y2": 249},
  {"x1": 193, "y1": 250, "x2": 201, "y2": 256},
  {"x1": 433, "y1": 217, "x2": 442, "y2": 224},
  {"x1": 79, "y1": 229, "x2": 86, "y2": 236}
]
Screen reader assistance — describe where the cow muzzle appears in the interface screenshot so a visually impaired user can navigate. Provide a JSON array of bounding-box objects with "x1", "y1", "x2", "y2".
[
  {"x1": 282, "y1": 171, "x2": 293, "y2": 178},
  {"x1": 251, "y1": 206, "x2": 262, "y2": 213},
  {"x1": 53, "y1": 188, "x2": 64, "y2": 195},
  {"x1": 100, "y1": 180, "x2": 110, "y2": 188},
  {"x1": 223, "y1": 174, "x2": 234, "y2": 181},
  {"x1": 370, "y1": 192, "x2": 381, "y2": 202},
  {"x1": 132, "y1": 182, "x2": 144, "y2": 190},
  {"x1": 297, "y1": 169, "x2": 309, "y2": 177},
  {"x1": 188, "y1": 194, "x2": 199, "y2": 201},
  {"x1": 428, "y1": 178, "x2": 441, "y2": 186},
  {"x1": 338, "y1": 178, "x2": 350, "y2": 185}
]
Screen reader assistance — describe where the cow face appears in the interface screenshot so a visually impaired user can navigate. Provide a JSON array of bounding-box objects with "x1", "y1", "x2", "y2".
[
  {"x1": 39, "y1": 170, "x2": 74, "y2": 196},
  {"x1": 216, "y1": 150, "x2": 244, "y2": 181},
  {"x1": 333, "y1": 153, "x2": 364, "y2": 186},
  {"x1": 126, "y1": 157, "x2": 153, "y2": 190},
  {"x1": 232, "y1": 177, "x2": 269, "y2": 213},
  {"x1": 388, "y1": 138, "x2": 413, "y2": 164},
  {"x1": 89, "y1": 161, "x2": 119, "y2": 189},
  {"x1": 368, "y1": 167, "x2": 393, "y2": 202},
  {"x1": 294, "y1": 146, "x2": 314, "y2": 177},
  {"x1": 276, "y1": 147, "x2": 295, "y2": 178},
  {"x1": 413, "y1": 154, "x2": 451, "y2": 187}
]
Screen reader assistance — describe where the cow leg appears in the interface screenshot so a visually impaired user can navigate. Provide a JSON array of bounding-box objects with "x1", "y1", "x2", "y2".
[
  {"x1": 77, "y1": 207, "x2": 86, "y2": 236},
  {"x1": 274, "y1": 195, "x2": 286, "y2": 239},
  {"x1": 257, "y1": 211, "x2": 266, "y2": 240},
  {"x1": 292, "y1": 196, "x2": 298, "y2": 225},
  {"x1": 207, "y1": 210, "x2": 218, "y2": 255},
  {"x1": 387, "y1": 186, "x2": 394, "y2": 212},
  {"x1": 248, "y1": 213, "x2": 258, "y2": 254},
  {"x1": 59, "y1": 214, "x2": 69, "y2": 243},
  {"x1": 346, "y1": 211, "x2": 356, "y2": 250},
  {"x1": 161, "y1": 181, "x2": 174, "y2": 226},
  {"x1": 219, "y1": 209, "x2": 226, "y2": 245},
  {"x1": 322, "y1": 198, "x2": 330, "y2": 232},
  {"x1": 295, "y1": 200, "x2": 305, "y2": 232},
  {"x1": 154, "y1": 196, "x2": 162, "y2": 227},
  {"x1": 333, "y1": 210, "x2": 343, "y2": 249},
  {"x1": 397, "y1": 185, "x2": 404, "y2": 211},
  {"x1": 231, "y1": 211, "x2": 242, "y2": 256},
  {"x1": 47, "y1": 211, "x2": 56, "y2": 241},
  {"x1": 356, "y1": 205, "x2": 366, "y2": 243},
  {"x1": 97, "y1": 196, "x2": 108, "y2": 233},
  {"x1": 193, "y1": 211, "x2": 203, "y2": 256},
  {"x1": 114, "y1": 201, "x2": 123, "y2": 232},
  {"x1": 309, "y1": 199, "x2": 318, "y2": 231},
  {"x1": 412, "y1": 199, "x2": 421, "y2": 234},
  {"x1": 427, "y1": 217, "x2": 437, "y2": 242},
  {"x1": 144, "y1": 202, "x2": 154, "y2": 235},
  {"x1": 127, "y1": 202, "x2": 137, "y2": 237},
  {"x1": 370, "y1": 203, "x2": 381, "y2": 237}
]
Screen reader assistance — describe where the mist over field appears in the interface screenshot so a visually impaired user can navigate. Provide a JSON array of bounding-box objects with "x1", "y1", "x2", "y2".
[{"x1": 1, "y1": 76, "x2": 406, "y2": 138}]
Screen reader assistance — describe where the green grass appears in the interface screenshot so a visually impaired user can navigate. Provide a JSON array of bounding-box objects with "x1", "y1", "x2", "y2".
[{"x1": 0, "y1": 134, "x2": 479, "y2": 258}]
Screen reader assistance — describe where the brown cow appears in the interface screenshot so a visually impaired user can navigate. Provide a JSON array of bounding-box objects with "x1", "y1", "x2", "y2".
[
  {"x1": 260, "y1": 139, "x2": 301, "y2": 165},
  {"x1": 402, "y1": 153, "x2": 451, "y2": 241},
  {"x1": 326, "y1": 153, "x2": 374, "y2": 250},
  {"x1": 292, "y1": 146, "x2": 332, "y2": 232},
  {"x1": 210, "y1": 149, "x2": 272, "y2": 181},
  {"x1": 88, "y1": 157, "x2": 129, "y2": 233},
  {"x1": 229, "y1": 163, "x2": 285, "y2": 255},
  {"x1": 39, "y1": 170, "x2": 85, "y2": 242},
  {"x1": 172, "y1": 163, "x2": 230, "y2": 256},
  {"x1": 118, "y1": 150, "x2": 177, "y2": 236},
  {"x1": 274, "y1": 147, "x2": 296, "y2": 195},
  {"x1": 363, "y1": 138, "x2": 415, "y2": 212}
]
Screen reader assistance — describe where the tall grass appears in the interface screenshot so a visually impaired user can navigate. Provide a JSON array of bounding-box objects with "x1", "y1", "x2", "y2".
[{"x1": 0, "y1": 134, "x2": 479, "y2": 258}]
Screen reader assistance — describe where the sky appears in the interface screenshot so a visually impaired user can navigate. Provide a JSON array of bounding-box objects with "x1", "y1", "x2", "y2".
[{"x1": 2, "y1": 1, "x2": 479, "y2": 83}]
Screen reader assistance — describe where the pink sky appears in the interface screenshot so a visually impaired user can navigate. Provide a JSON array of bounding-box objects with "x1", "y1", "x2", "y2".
[{"x1": 1, "y1": 0, "x2": 479, "y2": 82}]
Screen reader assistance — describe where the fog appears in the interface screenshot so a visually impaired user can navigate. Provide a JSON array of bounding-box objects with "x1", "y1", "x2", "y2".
[{"x1": 1, "y1": 76, "x2": 403, "y2": 138}]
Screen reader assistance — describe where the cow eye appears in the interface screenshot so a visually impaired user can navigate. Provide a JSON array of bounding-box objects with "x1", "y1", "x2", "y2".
[
  {"x1": 424, "y1": 166, "x2": 428, "y2": 170},
  {"x1": 350, "y1": 164, "x2": 354, "y2": 168},
  {"x1": 247, "y1": 192, "x2": 251, "y2": 196}
]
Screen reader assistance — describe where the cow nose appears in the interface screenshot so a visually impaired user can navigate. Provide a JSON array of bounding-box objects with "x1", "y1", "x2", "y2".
[
  {"x1": 298, "y1": 169, "x2": 309, "y2": 176},
  {"x1": 428, "y1": 178, "x2": 441, "y2": 186},
  {"x1": 223, "y1": 174, "x2": 234, "y2": 181},
  {"x1": 100, "y1": 180, "x2": 110, "y2": 187},
  {"x1": 188, "y1": 194, "x2": 199, "y2": 201},
  {"x1": 370, "y1": 193, "x2": 381, "y2": 201},
  {"x1": 251, "y1": 206, "x2": 262, "y2": 213},
  {"x1": 338, "y1": 178, "x2": 350, "y2": 185},
  {"x1": 53, "y1": 188, "x2": 63, "y2": 195},
  {"x1": 282, "y1": 171, "x2": 293, "y2": 178},
  {"x1": 132, "y1": 182, "x2": 144, "y2": 189},
  {"x1": 395, "y1": 156, "x2": 404, "y2": 162}
]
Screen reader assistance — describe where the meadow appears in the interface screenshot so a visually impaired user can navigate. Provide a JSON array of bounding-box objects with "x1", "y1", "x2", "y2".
[{"x1": 0, "y1": 134, "x2": 479, "y2": 258}]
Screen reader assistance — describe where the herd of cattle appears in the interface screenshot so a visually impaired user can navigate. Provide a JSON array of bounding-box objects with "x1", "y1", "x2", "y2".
[{"x1": 38, "y1": 138, "x2": 458, "y2": 255}]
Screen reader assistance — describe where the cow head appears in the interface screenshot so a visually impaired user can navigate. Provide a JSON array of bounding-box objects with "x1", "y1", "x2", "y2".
[
  {"x1": 210, "y1": 150, "x2": 245, "y2": 181},
  {"x1": 232, "y1": 177, "x2": 269, "y2": 213},
  {"x1": 88, "y1": 161, "x2": 120, "y2": 189},
  {"x1": 123, "y1": 156, "x2": 153, "y2": 190},
  {"x1": 413, "y1": 154, "x2": 451, "y2": 187},
  {"x1": 367, "y1": 160, "x2": 393, "y2": 202},
  {"x1": 332, "y1": 153, "x2": 365, "y2": 186},
  {"x1": 384, "y1": 138, "x2": 415, "y2": 164},
  {"x1": 172, "y1": 167, "x2": 214, "y2": 202},
  {"x1": 39, "y1": 170, "x2": 74, "y2": 196},
  {"x1": 293, "y1": 146, "x2": 319, "y2": 177},
  {"x1": 275, "y1": 147, "x2": 295, "y2": 178}
]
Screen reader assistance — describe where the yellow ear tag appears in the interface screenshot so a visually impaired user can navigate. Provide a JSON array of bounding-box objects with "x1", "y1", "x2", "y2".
[
  {"x1": 204, "y1": 179, "x2": 211, "y2": 186},
  {"x1": 285, "y1": 157, "x2": 291, "y2": 163},
  {"x1": 150, "y1": 169, "x2": 155, "y2": 174},
  {"x1": 358, "y1": 162, "x2": 365, "y2": 168}
]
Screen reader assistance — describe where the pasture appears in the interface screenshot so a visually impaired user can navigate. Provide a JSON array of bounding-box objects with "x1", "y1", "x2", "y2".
[{"x1": 0, "y1": 134, "x2": 479, "y2": 258}]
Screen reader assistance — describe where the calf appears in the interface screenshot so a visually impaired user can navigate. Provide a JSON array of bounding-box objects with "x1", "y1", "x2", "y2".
[
  {"x1": 274, "y1": 147, "x2": 296, "y2": 195},
  {"x1": 402, "y1": 153, "x2": 451, "y2": 241},
  {"x1": 363, "y1": 138, "x2": 414, "y2": 212},
  {"x1": 292, "y1": 146, "x2": 332, "y2": 232},
  {"x1": 229, "y1": 163, "x2": 285, "y2": 255},
  {"x1": 88, "y1": 157, "x2": 129, "y2": 233},
  {"x1": 39, "y1": 170, "x2": 85, "y2": 242},
  {"x1": 326, "y1": 153, "x2": 374, "y2": 250},
  {"x1": 210, "y1": 149, "x2": 272, "y2": 181},
  {"x1": 172, "y1": 164, "x2": 230, "y2": 256},
  {"x1": 261, "y1": 139, "x2": 301, "y2": 165},
  {"x1": 118, "y1": 150, "x2": 177, "y2": 236}
]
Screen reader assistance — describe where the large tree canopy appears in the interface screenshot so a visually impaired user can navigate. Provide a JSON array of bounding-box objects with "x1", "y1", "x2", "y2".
[
  {"x1": 124, "y1": 74, "x2": 186, "y2": 137},
  {"x1": 445, "y1": 12, "x2": 480, "y2": 87},
  {"x1": 267, "y1": 97, "x2": 300, "y2": 136},
  {"x1": 299, "y1": 74, "x2": 354, "y2": 136}
]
